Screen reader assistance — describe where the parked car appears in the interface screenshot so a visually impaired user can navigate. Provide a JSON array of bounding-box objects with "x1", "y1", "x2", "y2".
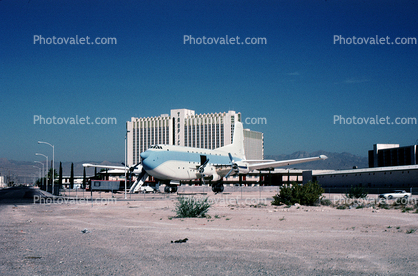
[
  {"x1": 378, "y1": 190, "x2": 411, "y2": 200},
  {"x1": 140, "y1": 185, "x2": 156, "y2": 193}
]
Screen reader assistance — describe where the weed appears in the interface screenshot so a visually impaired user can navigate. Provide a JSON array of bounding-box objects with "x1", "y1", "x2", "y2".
[
  {"x1": 392, "y1": 201, "x2": 406, "y2": 209},
  {"x1": 402, "y1": 207, "x2": 414, "y2": 213},
  {"x1": 279, "y1": 216, "x2": 285, "y2": 221},
  {"x1": 321, "y1": 199, "x2": 333, "y2": 206},
  {"x1": 345, "y1": 185, "x2": 368, "y2": 199},
  {"x1": 272, "y1": 181, "x2": 324, "y2": 206},
  {"x1": 406, "y1": 229, "x2": 416, "y2": 234},
  {"x1": 377, "y1": 202, "x2": 390, "y2": 210},
  {"x1": 336, "y1": 205, "x2": 347, "y2": 210},
  {"x1": 174, "y1": 196, "x2": 211, "y2": 218}
]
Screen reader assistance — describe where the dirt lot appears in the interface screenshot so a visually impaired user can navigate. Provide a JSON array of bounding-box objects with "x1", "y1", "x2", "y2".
[{"x1": 1, "y1": 187, "x2": 418, "y2": 275}]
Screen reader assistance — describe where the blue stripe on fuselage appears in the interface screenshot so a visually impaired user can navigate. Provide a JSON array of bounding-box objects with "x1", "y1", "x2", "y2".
[{"x1": 141, "y1": 150, "x2": 242, "y2": 171}]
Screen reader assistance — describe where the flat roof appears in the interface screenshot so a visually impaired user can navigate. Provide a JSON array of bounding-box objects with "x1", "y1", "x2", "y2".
[{"x1": 312, "y1": 164, "x2": 418, "y2": 176}]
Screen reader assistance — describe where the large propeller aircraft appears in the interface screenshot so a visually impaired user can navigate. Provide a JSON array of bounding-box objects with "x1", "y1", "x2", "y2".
[{"x1": 84, "y1": 121, "x2": 327, "y2": 193}]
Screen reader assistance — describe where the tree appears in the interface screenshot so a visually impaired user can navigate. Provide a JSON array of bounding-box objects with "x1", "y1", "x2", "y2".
[
  {"x1": 70, "y1": 163, "x2": 74, "y2": 189},
  {"x1": 58, "y1": 162, "x2": 63, "y2": 192},
  {"x1": 47, "y1": 168, "x2": 58, "y2": 184},
  {"x1": 35, "y1": 178, "x2": 43, "y2": 187},
  {"x1": 82, "y1": 167, "x2": 86, "y2": 189}
]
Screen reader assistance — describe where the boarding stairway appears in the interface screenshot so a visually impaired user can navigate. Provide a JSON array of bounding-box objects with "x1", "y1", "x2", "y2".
[{"x1": 128, "y1": 170, "x2": 148, "y2": 193}]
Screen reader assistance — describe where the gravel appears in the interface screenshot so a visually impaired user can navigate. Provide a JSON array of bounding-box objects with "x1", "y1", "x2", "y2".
[{"x1": 1, "y1": 189, "x2": 417, "y2": 275}]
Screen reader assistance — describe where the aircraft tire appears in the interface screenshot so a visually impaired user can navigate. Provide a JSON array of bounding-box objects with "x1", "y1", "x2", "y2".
[
  {"x1": 211, "y1": 184, "x2": 224, "y2": 193},
  {"x1": 164, "y1": 185, "x2": 178, "y2": 193}
]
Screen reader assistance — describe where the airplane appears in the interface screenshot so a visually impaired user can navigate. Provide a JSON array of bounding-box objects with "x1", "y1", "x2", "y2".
[
  {"x1": 138, "y1": 121, "x2": 327, "y2": 193},
  {"x1": 84, "y1": 121, "x2": 327, "y2": 193}
]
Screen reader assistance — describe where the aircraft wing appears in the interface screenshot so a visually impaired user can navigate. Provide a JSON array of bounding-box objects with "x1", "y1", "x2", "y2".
[
  {"x1": 248, "y1": 155, "x2": 328, "y2": 171},
  {"x1": 83, "y1": 163, "x2": 127, "y2": 170},
  {"x1": 83, "y1": 163, "x2": 144, "y2": 174},
  {"x1": 244, "y1": 159, "x2": 275, "y2": 164}
]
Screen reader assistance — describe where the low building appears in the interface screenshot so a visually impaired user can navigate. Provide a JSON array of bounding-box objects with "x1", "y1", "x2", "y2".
[
  {"x1": 303, "y1": 143, "x2": 418, "y2": 194},
  {"x1": 368, "y1": 144, "x2": 417, "y2": 168},
  {"x1": 303, "y1": 165, "x2": 418, "y2": 194}
]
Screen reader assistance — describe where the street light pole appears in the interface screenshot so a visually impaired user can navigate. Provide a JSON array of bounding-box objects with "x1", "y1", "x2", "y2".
[
  {"x1": 38, "y1": 141, "x2": 54, "y2": 194},
  {"x1": 35, "y1": 153, "x2": 48, "y2": 192},
  {"x1": 125, "y1": 130, "x2": 130, "y2": 199}
]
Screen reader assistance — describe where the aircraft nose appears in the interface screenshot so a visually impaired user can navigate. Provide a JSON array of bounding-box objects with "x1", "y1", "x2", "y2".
[
  {"x1": 140, "y1": 151, "x2": 150, "y2": 160},
  {"x1": 140, "y1": 151, "x2": 153, "y2": 171}
]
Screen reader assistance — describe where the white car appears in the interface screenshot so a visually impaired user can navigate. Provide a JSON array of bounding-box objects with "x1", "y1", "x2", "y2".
[
  {"x1": 378, "y1": 190, "x2": 412, "y2": 200},
  {"x1": 140, "y1": 185, "x2": 156, "y2": 193}
]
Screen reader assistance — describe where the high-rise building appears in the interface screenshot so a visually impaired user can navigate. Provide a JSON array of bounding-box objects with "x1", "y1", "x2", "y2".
[{"x1": 126, "y1": 109, "x2": 263, "y2": 166}]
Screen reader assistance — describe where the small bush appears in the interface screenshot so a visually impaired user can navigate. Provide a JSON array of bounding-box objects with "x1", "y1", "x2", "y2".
[
  {"x1": 174, "y1": 196, "x2": 211, "y2": 218},
  {"x1": 392, "y1": 200, "x2": 407, "y2": 208},
  {"x1": 402, "y1": 207, "x2": 414, "y2": 213},
  {"x1": 345, "y1": 185, "x2": 368, "y2": 199},
  {"x1": 321, "y1": 199, "x2": 333, "y2": 206},
  {"x1": 378, "y1": 202, "x2": 390, "y2": 209},
  {"x1": 406, "y1": 229, "x2": 416, "y2": 234},
  {"x1": 272, "y1": 181, "x2": 324, "y2": 206}
]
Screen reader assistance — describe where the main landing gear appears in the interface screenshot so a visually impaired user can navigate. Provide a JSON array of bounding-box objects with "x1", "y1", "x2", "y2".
[
  {"x1": 211, "y1": 182, "x2": 224, "y2": 193},
  {"x1": 164, "y1": 185, "x2": 178, "y2": 193}
]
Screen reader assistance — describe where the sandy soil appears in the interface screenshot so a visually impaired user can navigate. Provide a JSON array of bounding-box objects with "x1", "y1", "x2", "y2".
[{"x1": 1, "y1": 188, "x2": 417, "y2": 275}]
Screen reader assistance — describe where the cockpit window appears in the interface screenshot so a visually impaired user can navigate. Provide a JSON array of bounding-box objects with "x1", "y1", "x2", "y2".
[{"x1": 149, "y1": 145, "x2": 163, "y2": 149}]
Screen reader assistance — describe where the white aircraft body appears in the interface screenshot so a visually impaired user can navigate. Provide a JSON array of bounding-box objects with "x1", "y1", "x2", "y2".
[{"x1": 84, "y1": 121, "x2": 327, "y2": 193}]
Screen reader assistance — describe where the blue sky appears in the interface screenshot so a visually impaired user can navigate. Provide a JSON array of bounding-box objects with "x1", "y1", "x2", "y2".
[{"x1": 1, "y1": 0, "x2": 417, "y2": 163}]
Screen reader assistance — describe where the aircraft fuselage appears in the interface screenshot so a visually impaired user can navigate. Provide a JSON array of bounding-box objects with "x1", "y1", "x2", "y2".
[{"x1": 140, "y1": 144, "x2": 246, "y2": 181}]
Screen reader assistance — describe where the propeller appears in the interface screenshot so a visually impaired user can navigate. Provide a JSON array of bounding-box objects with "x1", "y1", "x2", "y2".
[
  {"x1": 224, "y1": 153, "x2": 239, "y2": 179},
  {"x1": 126, "y1": 162, "x2": 141, "y2": 187}
]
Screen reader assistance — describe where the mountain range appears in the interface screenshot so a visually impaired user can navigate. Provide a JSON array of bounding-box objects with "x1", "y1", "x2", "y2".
[{"x1": 264, "y1": 151, "x2": 368, "y2": 170}]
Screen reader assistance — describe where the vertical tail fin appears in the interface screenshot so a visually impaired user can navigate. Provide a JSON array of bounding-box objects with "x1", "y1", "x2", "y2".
[{"x1": 219, "y1": 122, "x2": 246, "y2": 160}]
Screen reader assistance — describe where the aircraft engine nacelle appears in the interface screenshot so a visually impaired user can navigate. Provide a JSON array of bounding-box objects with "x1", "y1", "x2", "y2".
[
  {"x1": 211, "y1": 173, "x2": 222, "y2": 182},
  {"x1": 236, "y1": 162, "x2": 249, "y2": 175}
]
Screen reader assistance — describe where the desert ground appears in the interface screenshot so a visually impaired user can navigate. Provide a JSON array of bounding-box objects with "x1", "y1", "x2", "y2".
[{"x1": 1, "y1": 186, "x2": 417, "y2": 275}]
